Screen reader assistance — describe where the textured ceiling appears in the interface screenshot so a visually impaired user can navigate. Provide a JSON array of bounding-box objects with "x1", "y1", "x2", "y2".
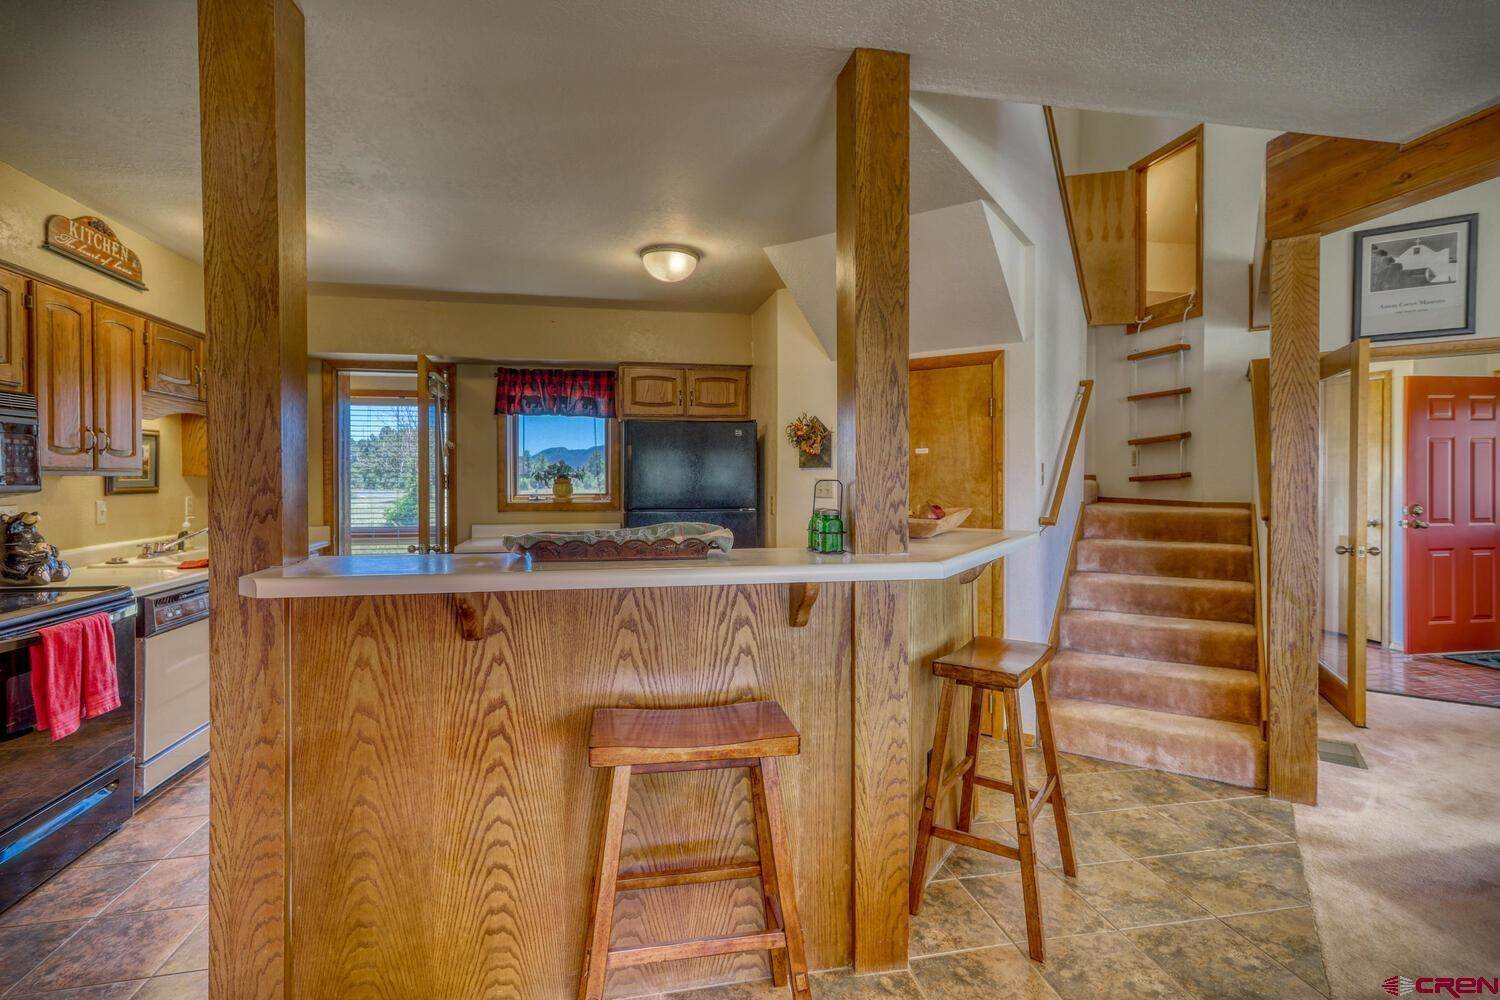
[{"x1": 0, "y1": 0, "x2": 1495, "y2": 312}]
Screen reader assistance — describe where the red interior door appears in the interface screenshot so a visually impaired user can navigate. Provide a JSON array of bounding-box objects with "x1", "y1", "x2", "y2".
[{"x1": 1405, "y1": 375, "x2": 1500, "y2": 654}]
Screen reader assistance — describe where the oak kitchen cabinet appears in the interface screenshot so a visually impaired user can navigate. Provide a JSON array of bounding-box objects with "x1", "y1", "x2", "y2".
[
  {"x1": 0, "y1": 268, "x2": 28, "y2": 392},
  {"x1": 617, "y1": 364, "x2": 749, "y2": 419},
  {"x1": 32, "y1": 282, "x2": 144, "y2": 473},
  {"x1": 145, "y1": 321, "x2": 206, "y2": 401}
]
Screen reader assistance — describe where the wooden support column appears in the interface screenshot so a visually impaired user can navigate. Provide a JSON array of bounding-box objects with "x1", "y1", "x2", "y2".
[
  {"x1": 836, "y1": 46, "x2": 912, "y2": 972},
  {"x1": 1266, "y1": 235, "x2": 1319, "y2": 805},
  {"x1": 198, "y1": 0, "x2": 308, "y2": 996}
]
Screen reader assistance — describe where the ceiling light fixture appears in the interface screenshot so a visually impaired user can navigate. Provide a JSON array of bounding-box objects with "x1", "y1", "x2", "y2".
[{"x1": 640, "y1": 244, "x2": 700, "y2": 283}]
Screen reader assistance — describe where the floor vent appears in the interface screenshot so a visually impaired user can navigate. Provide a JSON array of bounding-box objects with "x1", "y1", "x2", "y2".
[{"x1": 1317, "y1": 738, "x2": 1368, "y2": 769}]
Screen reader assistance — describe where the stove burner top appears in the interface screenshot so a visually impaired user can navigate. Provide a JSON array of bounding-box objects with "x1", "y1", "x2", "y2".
[{"x1": 0, "y1": 586, "x2": 133, "y2": 632}]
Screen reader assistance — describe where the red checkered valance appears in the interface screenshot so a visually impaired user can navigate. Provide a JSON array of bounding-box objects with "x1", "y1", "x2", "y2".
[{"x1": 494, "y1": 367, "x2": 616, "y2": 418}]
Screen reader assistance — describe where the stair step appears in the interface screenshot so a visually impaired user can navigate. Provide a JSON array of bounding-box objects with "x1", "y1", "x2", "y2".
[
  {"x1": 1128, "y1": 431, "x2": 1192, "y2": 446},
  {"x1": 1049, "y1": 650, "x2": 1261, "y2": 726},
  {"x1": 1084, "y1": 503, "x2": 1251, "y2": 545},
  {"x1": 1075, "y1": 538, "x2": 1252, "y2": 582},
  {"x1": 1061, "y1": 609, "x2": 1257, "y2": 671},
  {"x1": 1049, "y1": 698, "x2": 1266, "y2": 789},
  {"x1": 1069, "y1": 573, "x2": 1254, "y2": 624},
  {"x1": 1129, "y1": 472, "x2": 1192, "y2": 482}
]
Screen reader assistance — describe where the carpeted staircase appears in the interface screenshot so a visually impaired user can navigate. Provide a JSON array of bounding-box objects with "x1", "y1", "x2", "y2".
[{"x1": 1049, "y1": 501, "x2": 1268, "y2": 788}]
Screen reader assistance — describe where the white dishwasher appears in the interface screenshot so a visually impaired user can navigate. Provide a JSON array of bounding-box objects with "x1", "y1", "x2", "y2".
[{"x1": 135, "y1": 583, "x2": 210, "y2": 797}]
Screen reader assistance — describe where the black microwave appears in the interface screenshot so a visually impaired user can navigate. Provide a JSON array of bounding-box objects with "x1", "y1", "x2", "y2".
[{"x1": 0, "y1": 392, "x2": 40, "y2": 495}]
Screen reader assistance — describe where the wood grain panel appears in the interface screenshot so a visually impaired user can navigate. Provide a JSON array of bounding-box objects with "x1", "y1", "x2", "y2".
[
  {"x1": 1065, "y1": 171, "x2": 1137, "y2": 325},
  {"x1": 837, "y1": 47, "x2": 914, "y2": 973},
  {"x1": 198, "y1": 0, "x2": 308, "y2": 996},
  {"x1": 0, "y1": 267, "x2": 29, "y2": 391},
  {"x1": 1267, "y1": 235, "x2": 1320, "y2": 805},
  {"x1": 907, "y1": 576, "x2": 976, "y2": 885},
  {"x1": 1249, "y1": 358, "x2": 1271, "y2": 522},
  {"x1": 836, "y1": 46, "x2": 910, "y2": 557},
  {"x1": 180, "y1": 413, "x2": 208, "y2": 478},
  {"x1": 288, "y1": 584, "x2": 851, "y2": 998},
  {"x1": 1266, "y1": 103, "x2": 1500, "y2": 240},
  {"x1": 32, "y1": 282, "x2": 94, "y2": 470},
  {"x1": 90, "y1": 304, "x2": 145, "y2": 472}
]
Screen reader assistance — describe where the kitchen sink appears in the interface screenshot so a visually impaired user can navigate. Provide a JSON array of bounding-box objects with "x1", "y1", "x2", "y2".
[{"x1": 88, "y1": 548, "x2": 209, "y2": 570}]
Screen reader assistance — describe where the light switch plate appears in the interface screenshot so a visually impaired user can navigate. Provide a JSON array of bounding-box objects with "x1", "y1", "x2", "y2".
[{"x1": 95, "y1": 500, "x2": 108, "y2": 525}]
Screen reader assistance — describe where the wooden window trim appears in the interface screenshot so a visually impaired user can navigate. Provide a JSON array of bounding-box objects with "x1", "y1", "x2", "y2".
[
  {"x1": 1129, "y1": 124, "x2": 1205, "y2": 333},
  {"x1": 497, "y1": 413, "x2": 621, "y2": 512},
  {"x1": 323, "y1": 359, "x2": 458, "y2": 553}
]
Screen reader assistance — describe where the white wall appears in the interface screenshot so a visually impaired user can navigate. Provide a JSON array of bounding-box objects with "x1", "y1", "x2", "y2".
[
  {"x1": 1077, "y1": 116, "x2": 1276, "y2": 502},
  {"x1": 910, "y1": 96, "x2": 1090, "y2": 679},
  {"x1": 1319, "y1": 176, "x2": 1500, "y2": 352}
]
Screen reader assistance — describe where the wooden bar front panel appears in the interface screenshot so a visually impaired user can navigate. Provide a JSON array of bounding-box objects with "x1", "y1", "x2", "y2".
[{"x1": 288, "y1": 585, "x2": 853, "y2": 998}]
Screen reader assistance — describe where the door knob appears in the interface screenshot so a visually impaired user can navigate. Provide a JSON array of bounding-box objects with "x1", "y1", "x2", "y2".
[
  {"x1": 1367, "y1": 518, "x2": 1382, "y2": 528},
  {"x1": 1335, "y1": 544, "x2": 1353, "y2": 555},
  {"x1": 1367, "y1": 545, "x2": 1382, "y2": 557},
  {"x1": 1407, "y1": 503, "x2": 1425, "y2": 516}
]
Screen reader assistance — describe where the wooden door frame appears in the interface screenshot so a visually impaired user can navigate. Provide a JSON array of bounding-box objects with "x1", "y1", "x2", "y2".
[
  {"x1": 1370, "y1": 369, "x2": 1393, "y2": 649},
  {"x1": 321, "y1": 358, "x2": 457, "y2": 554},
  {"x1": 1130, "y1": 124, "x2": 1205, "y2": 333},
  {"x1": 908, "y1": 350, "x2": 1005, "y2": 636}
]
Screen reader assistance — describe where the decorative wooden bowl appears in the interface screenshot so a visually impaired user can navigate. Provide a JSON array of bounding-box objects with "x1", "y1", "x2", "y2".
[
  {"x1": 503, "y1": 523, "x2": 734, "y2": 562},
  {"x1": 907, "y1": 507, "x2": 972, "y2": 538}
]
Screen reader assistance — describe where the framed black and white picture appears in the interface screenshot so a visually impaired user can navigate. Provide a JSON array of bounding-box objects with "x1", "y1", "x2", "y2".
[{"x1": 1352, "y1": 213, "x2": 1477, "y2": 342}]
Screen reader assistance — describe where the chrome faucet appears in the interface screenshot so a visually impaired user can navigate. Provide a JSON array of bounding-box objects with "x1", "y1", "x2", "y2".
[{"x1": 139, "y1": 527, "x2": 210, "y2": 559}]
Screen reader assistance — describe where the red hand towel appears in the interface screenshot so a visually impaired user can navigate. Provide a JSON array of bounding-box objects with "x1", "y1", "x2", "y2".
[
  {"x1": 29, "y1": 612, "x2": 118, "y2": 742},
  {"x1": 176, "y1": 558, "x2": 208, "y2": 570}
]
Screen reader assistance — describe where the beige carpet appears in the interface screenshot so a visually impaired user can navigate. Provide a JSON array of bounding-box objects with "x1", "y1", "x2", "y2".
[{"x1": 1298, "y1": 692, "x2": 1500, "y2": 999}]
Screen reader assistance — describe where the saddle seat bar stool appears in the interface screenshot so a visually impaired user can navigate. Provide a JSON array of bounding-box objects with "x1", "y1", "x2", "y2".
[
  {"x1": 908, "y1": 636, "x2": 1078, "y2": 962},
  {"x1": 579, "y1": 700, "x2": 812, "y2": 999}
]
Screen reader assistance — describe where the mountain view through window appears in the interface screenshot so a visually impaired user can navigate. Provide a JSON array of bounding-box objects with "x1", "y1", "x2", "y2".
[{"x1": 514, "y1": 414, "x2": 608, "y2": 496}]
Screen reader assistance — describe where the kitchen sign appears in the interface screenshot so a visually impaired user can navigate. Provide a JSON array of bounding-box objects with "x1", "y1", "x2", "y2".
[{"x1": 43, "y1": 215, "x2": 146, "y2": 289}]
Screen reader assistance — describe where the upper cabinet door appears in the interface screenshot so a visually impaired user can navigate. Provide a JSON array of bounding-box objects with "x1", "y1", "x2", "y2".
[
  {"x1": 32, "y1": 283, "x2": 95, "y2": 471},
  {"x1": 0, "y1": 268, "x2": 28, "y2": 392},
  {"x1": 685, "y1": 368, "x2": 749, "y2": 418},
  {"x1": 618, "y1": 365, "x2": 685, "y2": 418},
  {"x1": 145, "y1": 321, "x2": 204, "y2": 400},
  {"x1": 92, "y1": 304, "x2": 145, "y2": 473}
]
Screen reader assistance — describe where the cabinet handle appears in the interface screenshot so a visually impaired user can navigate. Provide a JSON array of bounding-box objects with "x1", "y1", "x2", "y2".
[
  {"x1": 83, "y1": 429, "x2": 96, "y2": 452},
  {"x1": 97, "y1": 430, "x2": 111, "y2": 453}
]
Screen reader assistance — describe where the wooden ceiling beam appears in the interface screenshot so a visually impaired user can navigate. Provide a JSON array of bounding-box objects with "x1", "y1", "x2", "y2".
[{"x1": 1266, "y1": 103, "x2": 1500, "y2": 241}]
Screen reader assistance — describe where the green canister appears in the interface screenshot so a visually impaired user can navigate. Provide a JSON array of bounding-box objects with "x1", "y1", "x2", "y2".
[{"x1": 808, "y1": 480, "x2": 845, "y2": 553}]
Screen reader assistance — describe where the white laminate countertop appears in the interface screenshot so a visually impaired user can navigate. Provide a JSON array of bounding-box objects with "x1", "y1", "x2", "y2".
[{"x1": 239, "y1": 529, "x2": 1037, "y2": 599}]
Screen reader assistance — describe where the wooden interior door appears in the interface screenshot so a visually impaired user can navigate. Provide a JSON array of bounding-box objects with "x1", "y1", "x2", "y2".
[
  {"x1": 91, "y1": 305, "x2": 145, "y2": 473},
  {"x1": 909, "y1": 355, "x2": 1003, "y2": 629},
  {"x1": 1064, "y1": 171, "x2": 1137, "y2": 325},
  {"x1": 415, "y1": 356, "x2": 455, "y2": 554},
  {"x1": 1317, "y1": 342, "x2": 1371, "y2": 727},
  {"x1": 32, "y1": 283, "x2": 95, "y2": 471},
  {"x1": 1366, "y1": 374, "x2": 1388, "y2": 642},
  {"x1": 1404, "y1": 375, "x2": 1500, "y2": 654}
]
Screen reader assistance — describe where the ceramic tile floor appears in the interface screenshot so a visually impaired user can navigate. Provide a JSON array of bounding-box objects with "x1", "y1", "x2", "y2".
[
  {"x1": 0, "y1": 748, "x2": 1331, "y2": 999},
  {"x1": 659, "y1": 741, "x2": 1330, "y2": 1000},
  {"x1": 0, "y1": 765, "x2": 208, "y2": 999}
]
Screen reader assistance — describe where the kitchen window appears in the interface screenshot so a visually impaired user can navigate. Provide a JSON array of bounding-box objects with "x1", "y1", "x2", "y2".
[
  {"x1": 494, "y1": 366, "x2": 619, "y2": 511},
  {"x1": 498, "y1": 413, "x2": 619, "y2": 510}
]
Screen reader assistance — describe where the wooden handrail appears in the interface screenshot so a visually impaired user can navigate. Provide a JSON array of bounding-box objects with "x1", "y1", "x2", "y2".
[
  {"x1": 1248, "y1": 358, "x2": 1271, "y2": 524},
  {"x1": 1039, "y1": 379, "x2": 1094, "y2": 527}
]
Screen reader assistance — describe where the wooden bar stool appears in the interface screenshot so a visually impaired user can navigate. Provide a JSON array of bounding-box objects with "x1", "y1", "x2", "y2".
[
  {"x1": 909, "y1": 637, "x2": 1078, "y2": 962},
  {"x1": 579, "y1": 700, "x2": 812, "y2": 1000}
]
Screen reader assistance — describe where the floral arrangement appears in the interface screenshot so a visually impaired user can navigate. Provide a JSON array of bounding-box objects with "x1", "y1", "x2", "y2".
[
  {"x1": 530, "y1": 460, "x2": 575, "y2": 487},
  {"x1": 785, "y1": 414, "x2": 829, "y2": 457}
]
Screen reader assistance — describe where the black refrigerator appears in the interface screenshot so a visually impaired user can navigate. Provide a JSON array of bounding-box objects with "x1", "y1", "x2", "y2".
[{"x1": 623, "y1": 420, "x2": 762, "y2": 548}]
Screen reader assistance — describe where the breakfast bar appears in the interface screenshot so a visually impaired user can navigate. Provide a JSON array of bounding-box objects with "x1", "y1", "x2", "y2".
[{"x1": 240, "y1": 530, "x2": 1033, "y2": 996}]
